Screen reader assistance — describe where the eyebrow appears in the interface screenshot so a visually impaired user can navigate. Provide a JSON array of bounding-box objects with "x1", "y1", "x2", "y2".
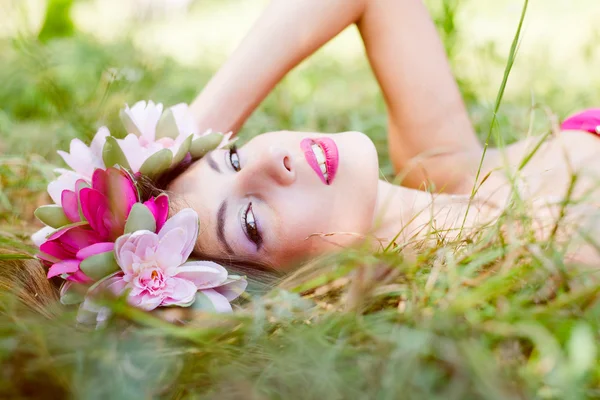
[
  {"x1": 206, "y1": 151, "x2": 221, "y2": 173},
  {"x1": 217, "y1": 200, "x2": 235, "y2": 255}
]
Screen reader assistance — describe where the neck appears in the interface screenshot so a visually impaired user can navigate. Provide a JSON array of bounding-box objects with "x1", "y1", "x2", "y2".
[{"x1": 370, "y1": 180, "x2": 491, "y2": 249}]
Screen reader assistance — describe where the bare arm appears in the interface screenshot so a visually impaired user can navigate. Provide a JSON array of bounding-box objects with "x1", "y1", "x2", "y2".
[
  {"x1": 191, "y1": 0, "x2": 481, "y2": 192},
  {"x1": 190, "y1": 0, "x2": 366, "y2": 135}
]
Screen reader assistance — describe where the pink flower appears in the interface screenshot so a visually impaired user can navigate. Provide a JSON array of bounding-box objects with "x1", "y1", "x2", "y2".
[
  {"x1": 38, "y1": 167, "x2": 141, "y2": 282},
  {"x1": 31, "y1": 226, "x2": 56, "y2": 247},
  {"x1": 121, "y1": 100, "x2": 163, "y2": 141},
  {"x1": 169, "y1": 103, "x2": 233, "y2": 148},
  {"x1": 115, "y1": 132, "x2": 189, "y2": 173},
  {"x1": 111, "y1": 209, "x2": 245, "y2": 312},
  {"x1": 47, "y1": 128, "x2": 110, "y2": 204},
  {"x1": 57, "y1": 127, "x2": 109, "y2": 180},
  {"x1": 143, "y1": 195, "x2": 169, "y2": 232},
  {"x1": 116, "y1": 101, "x2": 233, "y2": 173},
  {"x1": 39, "y1": 226, "x2": 110, "y2": 283},
  {"x1": 78, "y1": 168, "x2": 138, "y2": 241},
  {"x1": 46, "y1": 101, "x2": 233, "y2": 204},
  {"x1": 47, "y1": 170, "x2": 84, "y2": 206}
]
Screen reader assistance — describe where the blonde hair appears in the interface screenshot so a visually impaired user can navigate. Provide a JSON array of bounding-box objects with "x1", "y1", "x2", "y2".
[{"x1": 0, "y1": 249, "x2": 61, "y2": 319}]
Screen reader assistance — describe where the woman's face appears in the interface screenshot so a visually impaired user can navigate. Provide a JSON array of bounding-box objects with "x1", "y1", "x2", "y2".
[{"x1": 169, "y1": 130, "x2": 379, "y2": 269}]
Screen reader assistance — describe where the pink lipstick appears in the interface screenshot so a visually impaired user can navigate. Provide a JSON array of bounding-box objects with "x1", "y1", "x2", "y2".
[{"x1": 300, "y1": 137, "x2": 339, "y2": 185}]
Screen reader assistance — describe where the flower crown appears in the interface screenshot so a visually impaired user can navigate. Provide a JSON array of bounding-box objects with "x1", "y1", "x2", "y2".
[{"x1": 32, "y1": 101, "x2": 247, "y2": 326}]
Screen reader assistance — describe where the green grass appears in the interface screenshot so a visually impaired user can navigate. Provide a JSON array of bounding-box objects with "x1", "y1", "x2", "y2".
[{"x1": 1, "y1": 0, "x2": 600, "y2": 398}]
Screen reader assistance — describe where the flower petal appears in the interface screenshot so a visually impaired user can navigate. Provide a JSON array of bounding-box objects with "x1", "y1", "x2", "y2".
[
  {"x1": 61, "y1": 190, "x2": 81, "y2": 223},
  {"x1": 67, "y1": 270, "x2": 93, "y2": 283},
  {"x1": 170, "y1": 103, "x2": 195, "y2": 135},
  {"x1": 562, "y1": 108, "x2": 600, "y2": 132},
  {"x1": 76, "y1": 242, "x2": 115, "y2": 259},
  {"x1": 194, "y1": 289, "x2": 232, "y2": 313},
  {"x1": 57, "y1": 139, "x2": 96, "y2": 178},
  {"x1": 104, "y1": 168, "x2": 138, "y2": 238},
  {"x1": 144, "y1": 194, "x2": 169, "y2": 232},
  {"x1": 155, "y1": 227, "x2": 188, "y2": 267},
  {"x1": 79, "y1": 188, "x2": 108, "y2": 236},
  {"x1": 121, "y1": 100, "x2": 163, "y2": 141},
  {"x1": 115, "y1": 134, "x2": 147, "y2": 173},
  {"x1": 114, "y1": 230, "x2": 159, "y2": 275},
  {"x1": 102, "y1": 136, "x2": 132, "y2": 171},
  {"x1": 161, "y1": 277, "x2": 197, "y2": 307},
  {"x1": 158, "y1": 208, "x2": 199, "y2": 260},
  {"x1": 127, "y1": 292, "x2": 163, "y2": 311},
  {"x1": 53, "y1": 225, "x2": 103, "y2": 254},
  {"x1": 47, "y1": 171, "x2": 82, "y2": 205},
  {"x1": 32, "y1": 226, "x2": 56, "y2": 247},
  {"x1": 214, "y1": 275, "x2": 248, "y2": 301},
  {"x1": 40, "y1": 240, "x2": 72, "y2": 261},
  {"x1": 90, "y1": 126, "x2": 110, "y2": 158},
  {"x1": 173, "y1": 261, "x2": 228, "y2": 289},
  {"x1": 47, "y1": 259, "x2": 80, "y2": 279},
  {"x1": 104, "y1": 275, "x2": 129, "y2": 296}
]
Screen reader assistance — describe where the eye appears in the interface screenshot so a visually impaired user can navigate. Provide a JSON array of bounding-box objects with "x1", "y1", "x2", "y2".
[
  {"x1": 242, "y1": 202, "x2": 262, "y2": 250},
  {"x1": 228, "y1": 145, "x2": 241, "y2": 172}
]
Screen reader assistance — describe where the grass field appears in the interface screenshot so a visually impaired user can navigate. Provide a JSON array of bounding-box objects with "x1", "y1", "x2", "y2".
[{"x1": 1, "y1": 0, "x2": 600, "y2": 398}]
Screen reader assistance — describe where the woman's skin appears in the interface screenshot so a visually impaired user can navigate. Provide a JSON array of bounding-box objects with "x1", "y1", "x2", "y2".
[
  {"x1": 173, "y1": 0, "x2": 600, "y2": 269},
  {"x1": 189, "y1": 0, "x2": 483, "y2": 193},
  {"x1": 170, "y1": 129, "x2": 600, "y2": 269},
  {"x1": 169, "y1": 131, "x2": 380, "y2": 268}
]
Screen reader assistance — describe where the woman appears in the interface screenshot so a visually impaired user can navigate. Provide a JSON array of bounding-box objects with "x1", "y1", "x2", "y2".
[
  {"x1": 162, "y1": 0, "x2": 600, "y2": 270},
  {"x1": 189, "y1": 0, "x2": 483, "y2": 193},
  {"x1": 4, "y1": 0, "x2": 600, "y2": 317}
]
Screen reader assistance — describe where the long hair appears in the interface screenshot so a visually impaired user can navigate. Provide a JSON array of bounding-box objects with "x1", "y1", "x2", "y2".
[
  {"x1": 0, "y1": 249, "x2": 61, "y2": 319},
  {"x1": 0, "y1": 157, "x2": 282, "y2": 317},
  {"x1": 137, "y1": 158, "x2": 283, "y2": 291}
]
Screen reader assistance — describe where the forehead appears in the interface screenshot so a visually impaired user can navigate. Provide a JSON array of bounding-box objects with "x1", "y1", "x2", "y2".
[{"x1": 168, "y1": 155, "x2": 227, "y2": 258}]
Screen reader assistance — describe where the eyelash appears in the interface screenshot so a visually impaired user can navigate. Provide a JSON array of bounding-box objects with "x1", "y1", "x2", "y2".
[
  {"x1": 228, "y1": 145, "x2": 241, "y2": 171},
  {"x1": 228, "y1": 147, "x2": 263, "y2": 250},
  {"x1": 243, "y1": 202, "x2": 262, "y2": 249}
]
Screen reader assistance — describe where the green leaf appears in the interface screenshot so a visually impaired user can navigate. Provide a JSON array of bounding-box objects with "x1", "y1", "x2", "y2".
[
  {"x1": 221, "y1": 137, "x2": 237, "y2": 149},
  {"x1": 568, "y1": 323, "x2": 596, "y2": 378},
  {"x1": 102, "y1": 136, "x2": 131, "y2": 170},
  {"x1": 172, "y1": 134, "x2": 193, "y2": 165},
  {"x1": 155, "y1": 108, "x2": 180, "y2": 139},
  {"x1": 79, "y1": 251, "x2": 120, "y2": 281},
  {"x1": 189, "y1": 133, "x2": 223, "y2": 158},
  {"x1": 0, "y1": 254, "x2": 34, "y2": 260},
  {"x1": 124, "y1": 203, "x2": 157, "y2": 234},
  {"x1": 34, "y1": 205, "x2": 71, "y2": 228},
  {"x1": 139, "y1": 148, "x2": 173, "y2": 178},
  {"x1": 59, "y1": 283, "x2": 84, "y2": 305},
  {"x1": 88, "y1": 270, "x2": 123, "y2": 293},
  {"x1": 75, "y1": 180, "x2": 90, "y2": 221}
]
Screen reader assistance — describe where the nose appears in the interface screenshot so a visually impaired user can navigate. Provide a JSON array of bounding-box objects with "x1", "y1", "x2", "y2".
[{"x1": 239, "y1": 145, "x2": 296, "y2": 191}]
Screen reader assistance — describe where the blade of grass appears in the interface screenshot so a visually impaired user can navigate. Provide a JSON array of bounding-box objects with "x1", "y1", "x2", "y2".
[{"x1": 459, "y1": 0, "x2": 529, "y2": 237}]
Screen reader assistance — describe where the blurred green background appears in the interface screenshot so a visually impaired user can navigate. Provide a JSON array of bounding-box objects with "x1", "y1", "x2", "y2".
[
  {"x1": 1, "y1": 0, "x2": 599, "y2": 204},
  {"x1": 1, "y1": 2, "x2": 600, "y2": 398},
  {"x1": 0, "y1": 0, "x2": 599, "y2": 235}
]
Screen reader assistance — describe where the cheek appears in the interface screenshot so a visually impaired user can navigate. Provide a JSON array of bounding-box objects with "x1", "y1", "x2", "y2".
[{"x1": 268, "y1": 196, "x2": 366, "y2": 267}]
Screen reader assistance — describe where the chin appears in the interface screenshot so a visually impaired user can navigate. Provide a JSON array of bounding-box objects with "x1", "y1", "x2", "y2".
[
  {"x1": 335, "y1": 131, "x2": 380, "y2": 234},
  {"x1": 340, "y1": 130, "x2": 379, "y2": 180}
]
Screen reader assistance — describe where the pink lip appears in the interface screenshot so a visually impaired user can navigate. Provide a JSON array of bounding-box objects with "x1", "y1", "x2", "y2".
[{"x1": 300, "y1": 137, "x2": 339, "y2": 185}]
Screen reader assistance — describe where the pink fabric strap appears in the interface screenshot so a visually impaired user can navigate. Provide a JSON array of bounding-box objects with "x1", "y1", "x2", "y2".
[{"x1": 561, "y1": 108, "x2": 600, "y2": 134}]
